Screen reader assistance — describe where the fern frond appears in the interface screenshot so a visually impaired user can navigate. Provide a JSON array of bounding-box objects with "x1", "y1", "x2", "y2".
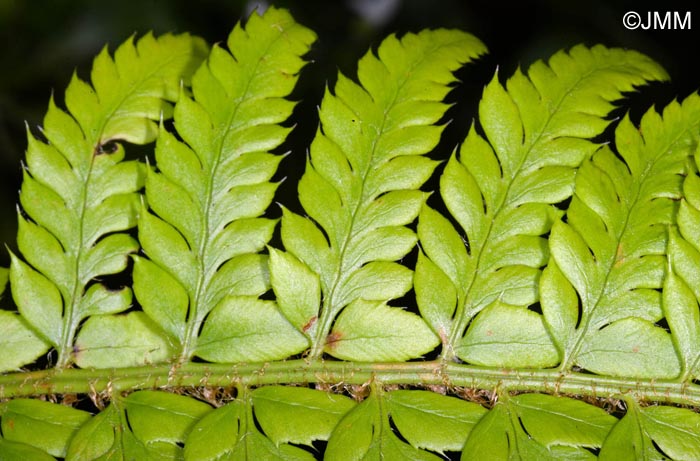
[
  {"x1": 272, "y1": 28, "x2": 487, "y2": 361},
  {"x1": 325, "y1": 388, "x2": 456, "y2": 460},
  {"x1": 542, "y1": 94, "x2": 700, "y2": 378},
  {"x1": 184, "y1": 388, "x2": 319, "y2": 460},
  {"x1": 415, "y1": 45, "x2": 668, "y2": 365},
  {"x1": 0, "y1": 311, "x2": 49, "y2": 371},
  {"x1": 65, "y1": 391, "x2": 211, "y2": 459},
  {"x1": 5, "y1": 8, "x2": 700, "y2": 459},
  {"x1": 126, "y1": 7, "x2": 316, "y2": 365},
  {"x1": 0, "y1": 264, "x2": 49, "y2": 371},
  {"x1": 6, "y1": 32, "x2": 207, "y2": 370},
  {"x1": 0, "y1": 399, "x2": 90, "y2": 458},
  {"x1": 324, "y1": 386, "x2": 486, "y2": 458},
  {"x1": 666, "y1": 132, "x2": 700, "y2": 381},
  {"x1": 598, "y1": 398, "x2": 700, "y2": 459},
  {"x1": 252, "y1": 386, "x2": 357, "y2": 447},
  {"x1": 462, "y1": 393, "x2": 616, "y2": 459},
  {"x1": 184, "y1": 386, "x2": 357, "y2": 459}
]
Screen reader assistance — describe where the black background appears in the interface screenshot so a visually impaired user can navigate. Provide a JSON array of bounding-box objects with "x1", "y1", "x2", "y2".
[{"x1": 0, "y1": 0, "x2": 698, "y2": 261}]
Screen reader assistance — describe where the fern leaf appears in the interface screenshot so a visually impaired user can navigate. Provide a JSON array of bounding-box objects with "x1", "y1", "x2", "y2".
[
  {"x1": 599, "y1": 398, "x2": 700, "y2": 460},
  {"x1": 666, "y1": 133, "x2": 700, "y2": 381},
  {"x1": 322, "y1": 387, "x2": 486, "y2": 458},
  {"x1": 128, "y1": 7, "x2": 316, "y2": 365},
  {"x1": 0, "y1": 258, "x2": 49, "y2": 372},
  {"x1": 184, "y1": 390, "x2": 314, "y2": 460},
  {"x1": 415, "y1": 45, "x2": 668, "y2": 366},
  {"x1": 272, "y1": 28, "x2": 486, "y2": 360},
  {"x1": 0, "y1": 311, "x2": 49, "y2": 371},
  {"x1": 542, "y1": 94, "x2": 700, "y2": 378},
  {"x1": 6, "y1": 32, "x2": 207, "y2": 370},
  {"x1": 252, "y1": 386, "x2": 357, "y2": 447},
  {"x1": 386, "y1": 390, "x2": 487, "y2": 453},
  {"x1": 74, "y1": 311, "x2": 175, "y2": 368},
  {"x1": 66, "y1": 391, "x2": 210, "y2": 460},
  {"x1": 325, "y1": 299, "x2": 439, "y2": 361},
  {"x1": 325, "y1": 388, "x2": 443, "y2": 460},
  {"x1": 0, "y1": 399, "x2": 90, "y2": 458},
  {"x1": 0, "y1": 439, "x2": 56, "y2": 461},
  {"x1": 462, "y1": 393, "x2": 616, "y2": 460}
]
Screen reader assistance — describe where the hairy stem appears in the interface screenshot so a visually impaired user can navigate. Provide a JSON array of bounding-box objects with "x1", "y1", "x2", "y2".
[{"x1": 2, "y1": 361, "x2": 698, "y2": 407}]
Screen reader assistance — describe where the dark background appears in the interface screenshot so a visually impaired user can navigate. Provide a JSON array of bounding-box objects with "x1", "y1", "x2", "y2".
[{"x1": 0, "y1": 0, "x2": 698, "y2": 263}]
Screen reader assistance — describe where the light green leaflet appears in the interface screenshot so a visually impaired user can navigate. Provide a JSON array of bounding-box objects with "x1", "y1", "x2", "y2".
[
  {"x1": 5, "y1": 32, "x2": 208, "y2": 370},
  {"x1": 415, "y1": 45, "x2": 668, "y2": 367},
  {"x1": 271, "y1": 27, "x2": 487, "y2": 361},
  {"x1": 131, "y1": 6, "x2": 316, "y2": 364},
  {"x1": 542, "y1": 94, "x2": 700, "y2": 378}
]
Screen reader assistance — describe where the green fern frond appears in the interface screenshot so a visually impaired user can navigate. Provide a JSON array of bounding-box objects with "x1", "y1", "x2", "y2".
[
  {"x1": 324, "y1": 386, "x2": 486, "y2": 459},
  {"x1": 5, "y1": 6, "x2": 700, "y2": 460},
  {"x1": 324, "y1": 387, "x2": 430, "y2": 460},
  {"x1": 666, "y1": 130, "x2": 700, "y2": 381},
  {"x1": 251, "y1": 386, "x2": 357, "y2": 447},
  {"x1": 462, "y1": 393, "x2": 616, "y2": 459},
  {"x1": 0, "y1": 266, "x2": 45, "y2": 371},
  {"x1": 542, "y1": 93, "x2": 700, "y2": 378},
  {"x1": 123, "y1": 7, "x2": 316, "y2": 366},
  {"x1": 415, "y1": 45, "x2": 668, "y2": 366},
  {"x1": 65, "y1": 390, "x2": 210, "y2": 459},
  {"x1": 0, "y1": 399, "x2": 90, "y2": 458},
  {"x1": 6, "y1": 32, "x2": 207, "y2": 370},
  {"x1": 272, "y1": 28, "x2": 486, "y2": 361},
  {"x1": 598, "y1": 398, "x2": 700, "y2": 459},
  {"x1": 184, "y1": 388, "x2": 327, "y2": 460}
]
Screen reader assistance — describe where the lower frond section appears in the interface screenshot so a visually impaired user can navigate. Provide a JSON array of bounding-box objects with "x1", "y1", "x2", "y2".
[{"x1": 2, "y1": 372, "x2": 699, "y2": 461}]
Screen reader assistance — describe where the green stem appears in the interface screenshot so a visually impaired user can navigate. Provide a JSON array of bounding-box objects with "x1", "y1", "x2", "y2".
[{"x1": 2, "y1": 361, "x2": 698, "y2": 407}]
